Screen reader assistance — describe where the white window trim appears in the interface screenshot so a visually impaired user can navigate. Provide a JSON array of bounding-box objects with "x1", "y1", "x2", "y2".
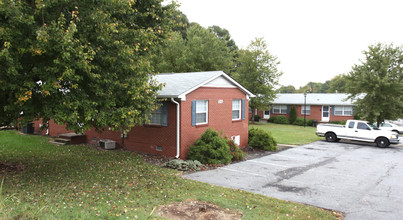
[
  {"x1": 334, "y1": 106, "x2": 353, "y2": 116},
  {"x1": 232, "y1": 99, "x2": 241, "y2": 120},
  {"x1": 273, "y1": 105, "x2": 287, "y2": 114},
  {"x1": 301, "y1": 105, "x2": 311, "y2": 115},
  {"x1": 196, "y1": 100, "x2": 208, "y2": 125}
]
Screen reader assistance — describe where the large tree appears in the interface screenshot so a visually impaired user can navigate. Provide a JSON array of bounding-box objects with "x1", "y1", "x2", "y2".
[
  {"x1": 296, "y1": 82, "x2": 329, "y2": 93},
  {"x1": 154, "y1": 23, "x2": 235, "y2": 73},
  {"x1": 346, "y1": 43, "x2": 403, "y2": 125},
  {"x1": 232, "y1": 38, "x2": 282, "y2": 115},
  {"x1": 208, "y1": 25, "x2": 238, "y2": 53},
  {"x1": 327, "y1": 74, "x2": 348, "y2": 93},
  {"x1": 278, "y1": 85, "x2": 296, "y2": 93},
  {"x1": 0, "y1": 0, "x2": 172, "y2": 132}
]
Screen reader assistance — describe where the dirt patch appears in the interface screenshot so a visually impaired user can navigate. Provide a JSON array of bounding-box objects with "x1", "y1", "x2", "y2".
[
  {"x1": 0, "y1": 162, "x2": 26, "y2": 174},
  {"x1": 139, "y1": 153, "x2": 173, "y2": 167},
  {"x1": 157, "y1": 199, "x2": 242, "y2": 220}
]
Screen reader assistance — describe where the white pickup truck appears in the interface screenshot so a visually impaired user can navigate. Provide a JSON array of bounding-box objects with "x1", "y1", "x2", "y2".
[{"x1": 316, "y1": 120, "x2": 400, "y2": 148}]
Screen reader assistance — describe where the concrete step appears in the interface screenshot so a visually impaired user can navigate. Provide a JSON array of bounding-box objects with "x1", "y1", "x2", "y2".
[
  {"x1": 58, "y1": 133, "x2": 86, "y2": 145},
  {"x1": 53, "y1": 138, "x2": 71, "y2": 144},
  {"x1": 49, "y1": 140, "x2": 67, "y2": 146}
]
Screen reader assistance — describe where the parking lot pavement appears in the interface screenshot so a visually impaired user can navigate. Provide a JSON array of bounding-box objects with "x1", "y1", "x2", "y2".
[{"x1": 184, "y1": 140, "x2": 403, "y2": 220}]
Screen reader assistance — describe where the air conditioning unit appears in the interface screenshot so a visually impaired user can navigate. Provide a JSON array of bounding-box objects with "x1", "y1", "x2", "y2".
[{"x1": 99, "y1": 140, "x2": 116, "y2": 150}]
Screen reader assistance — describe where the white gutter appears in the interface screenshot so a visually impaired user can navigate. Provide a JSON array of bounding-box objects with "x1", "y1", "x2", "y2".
[{"x1": 171, "y1": 98, "x2": 180, "y2": 158}]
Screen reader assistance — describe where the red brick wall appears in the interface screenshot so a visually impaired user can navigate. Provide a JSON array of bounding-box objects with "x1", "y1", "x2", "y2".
[
  {"x1": 84, "y1": 101, "x2": 178, "y2": 157},
  {"x1": 330, "y1": 114, "x2": 354, "y2": 122},
  {"x1": 179, "y1": 87, "x2": 249, "y2": 158},
  {"x1": 32, "y1": 104, "x2": 178, "y2": 157},
  {"x1": 32, "y1": 119, "x2": 75, "y2": 136}
]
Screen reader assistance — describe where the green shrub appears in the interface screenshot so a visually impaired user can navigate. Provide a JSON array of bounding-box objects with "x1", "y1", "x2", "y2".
[
  {"x1": 273, "y1": 115, "x2": 289, "y2": 124},
  {"x1": 163, "y1": 159, "x2": 203, "y2": 171},
  {"x1": 292, "y1": 117, "x2": 305, "y2": 126},
  {"x1": 248, "y1": 127, "x2": 277, "y2": 151},
  {"x1": 187, "y1": 128, "x2": 233, "y2": 165},
  {"x1": 228, "y1": 139, "x2": 245, "y2": 161},
  {"x1": 268, "y1": 116, "x2": 276, "y2": 123},
  {"x1": 291, "y1": 117, "x2": 315, "y2": 127},
  {"x1": 253, "y1": 114, "x2": 261, "y2": 122},
  {"x1": 289, "y1": 106, "x2": 297, "y2": 124}
]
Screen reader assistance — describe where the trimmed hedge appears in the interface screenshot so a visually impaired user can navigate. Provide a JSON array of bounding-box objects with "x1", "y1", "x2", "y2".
[
  {"x1": 292, "y1": 117, "x2": 304, "y2": 126},
  {"x1": 187, "y1": 128, "x2": 233, "y2": 165},
  {"x1": 273, "y1": 115, "x2": 289, "y2": 124},
  {"x1": 248, "y1": 127, "x2": 277, "y2": 151},
  {"x1": 329, "y1": 120, "x2": 347, "y2": 125}
]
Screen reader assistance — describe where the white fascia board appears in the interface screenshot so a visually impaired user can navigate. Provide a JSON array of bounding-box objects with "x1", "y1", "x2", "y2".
[{"x1": 178, "y1": 94, "x2": 186, "y2": 101}]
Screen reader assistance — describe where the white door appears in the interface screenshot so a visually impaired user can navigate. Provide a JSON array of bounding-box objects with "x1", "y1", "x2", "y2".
[
  {"x1": 263, "y1": 110, "x2": 270, "y2": 119},
  {"x1": 353, "y1": 122, "x2": 374, "y2": 142},
  {"x1": 322, "y1": 106, "x2": 330, "y2": 122}
]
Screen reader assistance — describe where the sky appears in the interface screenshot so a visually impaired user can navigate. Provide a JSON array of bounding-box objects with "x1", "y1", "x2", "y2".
[{"x1": 171, "y1": 0, "x2": 403, "y2": 88}]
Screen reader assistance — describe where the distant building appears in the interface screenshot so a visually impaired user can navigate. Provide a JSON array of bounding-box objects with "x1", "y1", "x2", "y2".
[{"x1": 253, "y1": 93, "x2": 358, "y2": 122}]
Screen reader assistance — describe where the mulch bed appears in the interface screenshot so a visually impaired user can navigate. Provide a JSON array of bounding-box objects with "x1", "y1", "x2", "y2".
[{"x1": 139, "y1": 145, "x2": 293, "y2": 173}]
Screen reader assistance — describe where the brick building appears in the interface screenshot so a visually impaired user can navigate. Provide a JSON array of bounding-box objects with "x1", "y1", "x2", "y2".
[
  {"x1": 253, "y1": 93, "x2": 357, "y2": 123},
  {"x1": 34, "y1": 71, "x2": 254, "y2": 159}
]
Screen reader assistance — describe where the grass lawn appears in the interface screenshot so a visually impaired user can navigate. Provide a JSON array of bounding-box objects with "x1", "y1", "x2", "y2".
[
  {"x1": 0, "y1": 130, "x2": 339, "y2": 219},
  {"x1": 250, "y1": 122, "x2": 323, "y2": 145}
]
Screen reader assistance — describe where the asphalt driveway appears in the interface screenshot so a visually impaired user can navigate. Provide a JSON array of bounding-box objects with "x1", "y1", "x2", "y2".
[{"x1": 184, "y1": 140, "x2": 403, "y2": 219}]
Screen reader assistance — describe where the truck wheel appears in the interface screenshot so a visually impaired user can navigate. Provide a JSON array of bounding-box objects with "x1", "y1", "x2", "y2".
[
  {"x1": 325, "y1": 133, "x2": 337, "y2": 142},
  {"x1": 376, "y1": 137, "x2": 389, "y2": 148}
]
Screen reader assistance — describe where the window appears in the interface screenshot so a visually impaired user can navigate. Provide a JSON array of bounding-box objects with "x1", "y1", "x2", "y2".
[
  {"x1": 149, "y1": 106, "x2": 163, "y2": 125},
  {"x1": 301, "y1": 105, "x2": 311, "y2": 115},
  {"x1": 348, "y1": 121, "x2": 355, "y2": 128},
  {"x1": 357, "y1": 122, "x2": 370, "y2": 130},
  {"x1": 334, "y1": 106, "x2": 353, "y2": 116},
  {"x1": 195, "y1": 100, "x2": 208, "y2": 125},
  {"x1": 232, "y1": 99, "x2": 241, "y2": 120},
  {"x1": 148, "y1": 102, "x2": 168, "y2": 126},
  {"x1": 272, "y1": 105, "x2": 287, "y2": 114}
]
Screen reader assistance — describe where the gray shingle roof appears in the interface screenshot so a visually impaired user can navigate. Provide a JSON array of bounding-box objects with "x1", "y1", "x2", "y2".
[
  {"x1": 273, "y1": 93, "x2": 359, "y2": 105},
  {"x1": 155, "y1": 71, "x2": 254, "y2": 99}
]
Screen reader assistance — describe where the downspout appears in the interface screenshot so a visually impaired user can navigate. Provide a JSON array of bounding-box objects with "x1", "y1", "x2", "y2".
[{"x1": 171, "y1": 98, "x2": 180, "y2": 158}]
